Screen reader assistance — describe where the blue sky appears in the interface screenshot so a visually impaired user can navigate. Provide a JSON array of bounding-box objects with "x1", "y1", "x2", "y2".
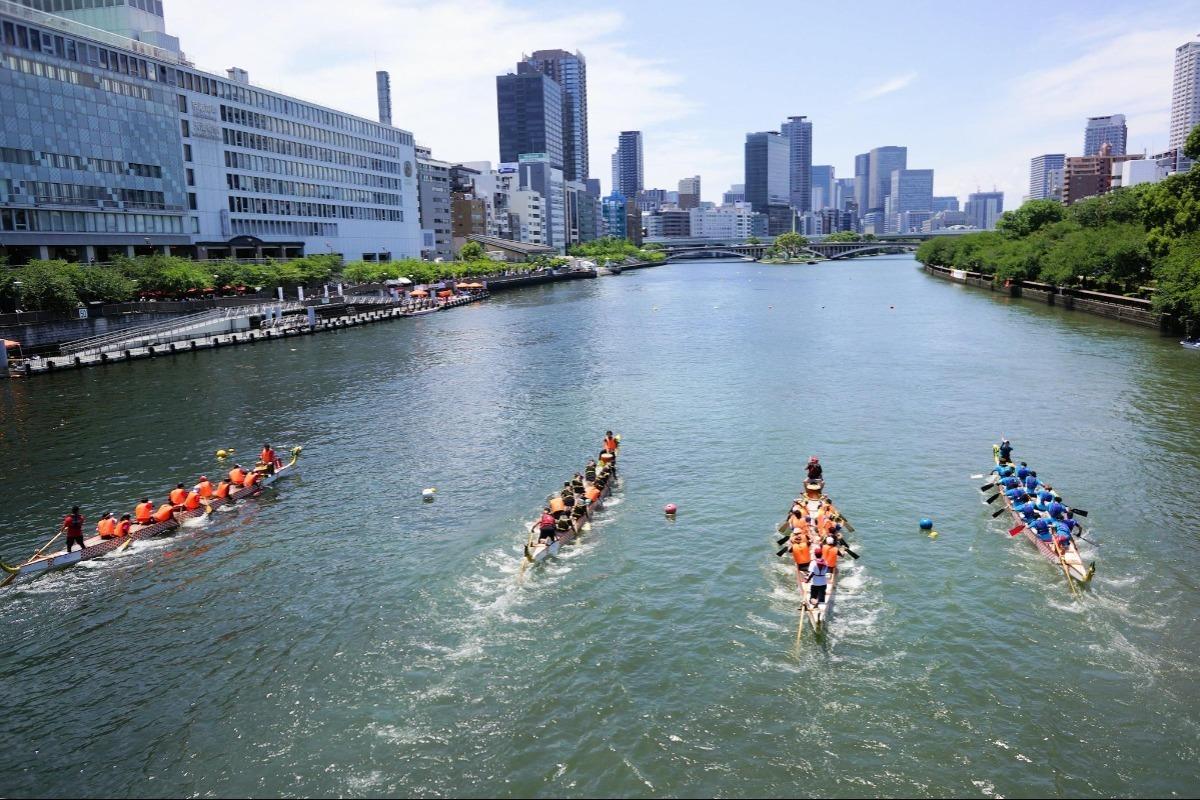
[{"x1": 171, "y1": 0, "x2": 1199, "y2": 207}]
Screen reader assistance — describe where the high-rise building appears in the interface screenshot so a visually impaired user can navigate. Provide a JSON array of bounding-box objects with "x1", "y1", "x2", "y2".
[
  {"x1": 517, "y1": 153, "x2": 566, "y2": 252},
  {"x1": 932, "y1": 196, "x2": 960, "y2": 213},
  {"x1": 496, "y1": 63, "x2": 564, "y2": 169},
  {"x1": 602, "y1": 192, "x2": 627, "y2": 240},
  {"x1": 523, "y1": 49, "x2": 589, "y2": 182},
  {"x1": 612, "y1": 131, "x2": 643, "y2": 199},
  {"x1": 1083, "y1": 115, "x2": 1128, "y2": 156},
  {"x1": 853, "y1": 153, "x2": 870, "y2": 218},
  {"x1": 1029, "y1": 154, "x2": 1066, "y2": 201},
  {"x1": 811, "y1": 165, "x2": 835, "y2": 210},
  {"x1": 834, "y1": 178, "x2": 856, "y2": 212},
  {"x1": 0, "y1": 1, "x2": 421, "y2": 263},
  {"x1": 780, "y1": 116, "x2": 813, "y2": 212},
  {"x1": 964, "y1": 192, "x2": 1005, "y2": 230},
  {"x1": 723, "y1": 184, "x2": 746, "y2": 205},
  {"x1": 887, "y1": 169, "x2": 933, "y2": 233},
  {"x1": 678, "y1": 175, "x2": 701, "y2": 210},
  {"x1": 1170, "y1": 39, "x2": 1200, "y2": 151},
  {"x1": 744, "y1": 131, "x2": 790, "y2": 234},
  {"x1": 416, "y1": 146, "x2": 453, "y2": 261},
  {"x1": 1062, "y1": 145, "x2": 1143, "y2": 204},
  {"x1": 868, "y1": 146, "x2": 907, "y2": 212},
  {"x1": 376, "y1": 70, "x2": 392, "y2": 126}
]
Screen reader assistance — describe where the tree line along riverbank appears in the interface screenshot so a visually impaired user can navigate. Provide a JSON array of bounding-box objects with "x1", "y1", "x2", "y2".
[{"x1": 916, "y1": 125, "x2": 1200, "y2": 332}]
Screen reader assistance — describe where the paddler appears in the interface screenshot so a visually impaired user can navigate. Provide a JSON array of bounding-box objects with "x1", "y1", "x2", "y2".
[
  {"x1": 1023, "y1": 471, "x2": 1041, "y2": 494},
  {"x1": 114, "y1": 514, "x2": 132, "y2": 538},
  {"x1": 570, "y1": 473, "x2": 585, "y2": 496},
  {"x1": 585, "y1": 483, "x2": 601, "y2": 504},
  {"x1": 554, "y1": 512, "x2": 573, "y2": 538},
  {"x1": 182, "y1": 488, "x2": 205, "y2": 512},
  {"x1": 548, "y1": 494, "x2": 567, "y2": 517},
  {"x1": 1047, "y1": 496, "x2": 1069, "y2": 520},
  {"x1": 169, "y1": 483, "x2": 188, "y2": 508},
  {"x1": 195, "y1": 476, "x2": 214, "y2": 499},
  {"x1": 560, "y1": 481, "x2": 576, "y2": 509},
  {"x1": 228, "y1": 464, "x2": 247, "y2": 485},
  {"x1": 822, "y1": 536, "x2": 840, "y2": 572},
  {"x1": 152, "y1": 502, "x2": 175, "y2": 524},
  {"x1": 134, "y1": 498, "x2": 154, "y2": 525},
  {"x1": 215, "y1": 477, "x2": 234, "y2": 500},
  {"x1": 62, "y1": 506, "x2": 86, "y2": 553},
  {"x1": 242, "y1": 470, "x2": 260, "y2": 489},
  {"x1": 97, "y1": 512, "x2": 117, "y2": 539},
  {"x1": 584, "y1": 460, "x2": 597, "y2": 483},
  {"x1": 791, "y1": 530, "x2": 812, "y2": 589}
]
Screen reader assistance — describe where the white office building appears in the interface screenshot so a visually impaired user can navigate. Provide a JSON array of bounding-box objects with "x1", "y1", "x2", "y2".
[{"x1": 1170, "y1": 39, "x2": 1200, "y2": 151}]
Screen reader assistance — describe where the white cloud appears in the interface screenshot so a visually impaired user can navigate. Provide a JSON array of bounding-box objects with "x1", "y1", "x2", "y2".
[
  {"x1": 857, "y1": 72, "x2": 918, "y2": 102},
  {"x1": 167, "y1": 0, "x2": 692, "y2": 187}
]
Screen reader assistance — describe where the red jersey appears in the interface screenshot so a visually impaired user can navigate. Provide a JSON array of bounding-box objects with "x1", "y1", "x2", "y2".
[{"x1": 62, "y1": 514, "x2": 84, "y2": 535}]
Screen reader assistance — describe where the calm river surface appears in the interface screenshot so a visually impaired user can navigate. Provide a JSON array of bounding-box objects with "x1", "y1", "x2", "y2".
[{"x1": 1, "y1": 255, "x2": 1198, "y2": 798}]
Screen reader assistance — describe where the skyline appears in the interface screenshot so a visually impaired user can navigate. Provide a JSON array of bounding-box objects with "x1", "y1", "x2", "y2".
[{"x1": 108, "y1": 1, "x2": 1200, "y2": 208}]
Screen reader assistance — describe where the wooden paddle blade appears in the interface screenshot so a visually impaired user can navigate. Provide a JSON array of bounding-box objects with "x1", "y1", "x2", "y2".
[
  {"x1": 985, "y1": 493, "x2": 1000, "y2": 504},
  {"x1": 838, "y1": 517, "x2": 855, "y2": 533},
  {"x1": 777, "y1": 521, "x2": 790, "y2": 534},
  {"x1": 1070, "y1": 508, "x2": 1089, "y2": 517},
  {"x1": 1008, "y1": 524, "x2": 1025, "y2": 536},
  {"x1": 843, "y1": 546, "x2": 860, "y2": 560},
  {"x1": 776, "y1": 535, "x2": 790, "y2": 546},
  {"x1": 776, "y1": 544, "x2": 791, "y2": 558},
  {"x1": 991, "y1": 507, "x2": 1008, "y2": 518},
  {"x1": 979, "y1": 483, "x2": 996, "y2": 491}
]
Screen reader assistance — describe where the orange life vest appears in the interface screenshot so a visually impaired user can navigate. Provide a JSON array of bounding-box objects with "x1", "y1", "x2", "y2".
[
  {"x1": 114, "y1": 519, "x2": 132, "y2": 538},
  {"x1": 135, "y1": 502, "x2": 154, "y2": 524},
  {"x1": 586, "y1": 486, "x2": 601, "y2": 502},
  {"x1": 604, "y1": 437, "x2": 618, "y2": 452},
  {"x1": 792, "y1": 539, "x2": 811, "y2": 565},
  {"x1": 97, "y1": 517, "x2": 116, "y2": 538},
  {"x1": 184, "y1": 491, "x2": 202, "y2": 511},
  {"x1": 242, "y1": 472, "x2": 259, "y2": 488},
  {"x1": 215, "y1": 480, "x2": 232, "y2": 499},
  {"x1": 260, "y1": 448, "x2": 275, "y2": 465},
  {"x1": 549, "y1": 496, "x2": 566, "y2": 514},
  {"x1": 196, "y1": 480, "x2": 213, "y2": 498},
  {"x1": 169, "y1": 488, "x2": 187, "y2": 506},
  {"x1": 229, "y1": 468, "x2": 247, "y2": 485},
  {"x1": 822, "y1": 544, "x2": 839, "y2": 569},
  {"x1": 153, "y1": 504, "x2": 174, "y2": 523}
]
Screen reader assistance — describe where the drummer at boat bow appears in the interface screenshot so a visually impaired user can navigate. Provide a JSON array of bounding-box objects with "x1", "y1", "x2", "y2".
[
  {"x1": 806, "y1": 457, "x2": 823, "y2": 484},
  {"x1": 603, "y1": 432, "x2": 619, "y2": 455},
  {"x1": 260, "y1": 444, "x2": 279, "y2": 474},
  {"x1": 998, "y1": 439, "x2": 1014, "y2": 464},
  {"x1": 62, "y1": 507, "x2": 85, "y2": 552}
]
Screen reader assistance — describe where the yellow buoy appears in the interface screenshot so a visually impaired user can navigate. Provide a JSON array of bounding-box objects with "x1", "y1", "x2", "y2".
[
  {"x1": 929, "y1": 530, "x2": 939, "y2": 538},
  {"x1": 216, "y1": 449, "x2": 228, "y2": 459}
]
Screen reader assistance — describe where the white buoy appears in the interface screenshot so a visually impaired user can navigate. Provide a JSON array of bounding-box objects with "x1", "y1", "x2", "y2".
[{"x1": 422, "y1": 488, "x2": 437, "y2": 501}]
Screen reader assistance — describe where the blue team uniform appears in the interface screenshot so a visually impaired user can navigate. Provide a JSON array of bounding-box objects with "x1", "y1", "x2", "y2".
[
  {"x1": 1014, "y1": 501, "x2": 1039, "y2": 521},
  {"x1": 1024, "y1": 475, "x2": 1041, "y2": 493},
  {"x1": 1030, "y1": 518, "x2": 1056, "y2": 541},
  {"x1": 1001, "y1": 477, "x2": 1022, "y2": 489},
  {"x1": 1017, "y1": 465, "x2": 1031, "y2": 480},
  {"x1": 1047, "y1": 501, "x2": 1067, "y2": 520}
]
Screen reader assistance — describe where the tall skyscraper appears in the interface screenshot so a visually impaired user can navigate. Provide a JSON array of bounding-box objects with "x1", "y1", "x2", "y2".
[
  {"x1": 496, "y1": 64, "x2": 564, "y2": 168},
  {"x1": 868, "y1": 146, "x2": 907, "y2": 212},
  {"x1": 523, "y1": 49, "x2": 589, "y2": 182},
  {"x1": 678, "y1": 176, "x2": 701, "y2": 210},
  {"x1": 612, "y1": 131, "x2": 644, "y2": 199},
  {"x1": 1029, "y1": 154, "x2": 1066, "y2": 201},
  {"x1": 745, "y1": 132, "x2": 790, "y2": 235},
  {"x1": 1170, "y1": 39, "x2": 1200, "y2": 151},
  {"x1": 835, "y1": 178, "x2": 857, "y2": 212},
  {"x1": 887, "y1": 169, "x2": 933, "y2": 232},
  {"x1": 1084, "y1": 115, "x2": 1128, "y2": 156},
  {"x1": 932, "y1": 196, "x2": 960, "y2": 212},
  {"x1": 376, "y1": 71, "x2": 392, "y2": 126},
  {"x1": 723, "y1": 184, "x2": 746, "y2": 205},
  {"x1": 965, "y1": 192, "x2": 1005, "y2": 230},
  {"x1": 811, "y1": 165, "x2": 835, "y2": 210},
  {"x1": 780, "y1": 116, "x2": 813, "y2": 212},
  {"x1": 853, "y1": 153, "x2": 870, "y2": 217}
]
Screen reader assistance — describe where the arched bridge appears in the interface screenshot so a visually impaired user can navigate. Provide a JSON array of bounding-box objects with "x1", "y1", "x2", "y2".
[{"x1": 658, "y1": 239, "x2": 921, "y2": 262}]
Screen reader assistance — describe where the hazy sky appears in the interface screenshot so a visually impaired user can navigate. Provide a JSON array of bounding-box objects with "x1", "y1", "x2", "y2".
[{"x1": 169, "y1": 0, "x2": 1200, "y2": 206}]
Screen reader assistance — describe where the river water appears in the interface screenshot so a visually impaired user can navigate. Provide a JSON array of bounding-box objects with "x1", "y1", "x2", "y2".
[{"x1": 1, "y1": 256, "x2": 1198, "y2": 798}]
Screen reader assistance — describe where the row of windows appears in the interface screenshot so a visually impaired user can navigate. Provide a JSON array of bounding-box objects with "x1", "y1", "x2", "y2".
[
  {"x1": 6, "y1": 180, "x2": 167, "y2": 208},
  {"x1": 230, "y1": 219, "x2": 339, "y2": 238},
  {"x1": 17, "y1": 1, "x2": 164, "y2": 15},
  {"x1": 222, "y1": 151, "x2": 402, "y2": 191},
  {"x1": 222, "y1": 129, "x2": 403, "y2": 175},
  {"x1": 1, "y1": 53, "x2": 156, "y2": 100},
  {"x1": 0, "y1": 146, "x2": 163, "y2": 177},
  {"x1": 219, "y1": 105, "x2": 402, "y2": 160},
  {"x1": 2, "y1": 17, "x2": 414, "y2": 149},
  {"x1": 2, "y1": 20, "x2": 167, "y2": 83},
  {"x1": 0, "y1": 207, "x2": 183, "y2": 233},
  {"x1": 227, "y1": 195, "x2": 403, "y2": 222},
  {"x1": 225, "y1": 173, "x2": 401, "y2": 207}
]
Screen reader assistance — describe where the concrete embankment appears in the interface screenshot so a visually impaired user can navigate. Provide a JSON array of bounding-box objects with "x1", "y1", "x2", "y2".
[{"x1": 921, "y1": 263, "x2": 1164, "y2": 330}]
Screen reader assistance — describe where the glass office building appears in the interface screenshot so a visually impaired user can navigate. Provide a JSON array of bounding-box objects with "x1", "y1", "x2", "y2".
[{"x1": 0, "y1": 0, "x2": 421, "y2": 262}]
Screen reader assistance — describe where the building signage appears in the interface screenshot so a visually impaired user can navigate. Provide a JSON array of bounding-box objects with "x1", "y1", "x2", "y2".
[
  {"x1": 192, "y1": 121, "x2": 222, "y2": 141},
  {"x1": 518, "y1": 153, "x2": 547, "y2": 163},
  {"x1": 192, "y1": 101, "x2": 219, "y2": 121}
]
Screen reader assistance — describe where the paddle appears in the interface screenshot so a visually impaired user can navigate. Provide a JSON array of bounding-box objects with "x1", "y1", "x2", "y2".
[
  {"x1": 991, "y1": 506, "x2": 1009, "y2": 518},
  {"x1": 1009, "y1": 523, "x2": 1025, "y2": 536},
  {"x1": 1069, "y1": 508, "x2": 1089, "y2": 517},
  {"x1": 979, "y1": 482, "x2": 996, "y2": 492},
  {"x1": 984, "y1": 492, "x2": 1001, "y2": 503}
]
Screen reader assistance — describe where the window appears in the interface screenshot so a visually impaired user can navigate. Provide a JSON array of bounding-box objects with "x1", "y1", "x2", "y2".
[
  {"x1": 188, "y1": 193, "x2": 197, "y2": 210},
  {"x1": 181, "y1": 119, "x2": 190, "y2": 138},
  {"x1": 178, "y1": 94, "x2": 187, "y2": 113},
  {"x1": 183, "y1": 144, "x2": 192, "y2": 162},
  {"x1": 186, "y1": 168, "x2": 194, "y2": 186}
]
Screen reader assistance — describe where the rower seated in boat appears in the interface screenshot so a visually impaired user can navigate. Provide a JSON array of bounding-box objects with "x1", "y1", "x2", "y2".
[
  {"x1": 114, "y1": 514, "x2": 132, "y2": 538},
  {"x1": 153, "y1": 503, "x2": 175, "y2": 524},
  {"x1": 1016, "y1": 462, "x2": 1031, "y2": 480},
  {"x1": 791, "y1": 533, "x2": 812, "y2": 588},
  {"x1": 1023, "y1": 472, "x2": 1041, "y2": 494},
  {"x1": 215, "y1": 479, "x2": 233, "y2": 500},
  {"x1": 548, "y1": 495, "x2": 567, "y2": 517},
  {"x1": 999, "y1": 475, "x2": 1022, "y2": 490},
  {"x1": 1046, "y1": 497, "x2": 1068, "y2": 520},
  {"x1": 1004, "y1": 487, "x2": 1029, "y2": 503},
  {"x1": 570, "y1": 474, "x2": 585, "y2": 495},
  {"x1": 560, "y1": 482, "x2": 576, "y2": 508},
  {"x1": 554, "y1": 513, "x2": 573, "y2": 538},
  {"x1": 135, "y1": 499, "x2": 154, "y2": 526},
  {"x1": 195, "y1": 476, "x2": 214, "y2": 499},
  {"x1": 97, "y1": 512, "x2": 117, "y2": 540},
  {"x1": 584, "y1": 460, "x2": 597, "y2": 483},
  {"x1": 1014, "y1": 499, "x2": 1040, "y2": 522},
  {"x1": 821, "y1": 536, "x2": 840, "y2": 571},
  {"x1": 571, "y1": 502, "x2": 588, "y2": 522},
  {"x1": 169, "y1": 483, "x2": 188, "y2": 509},
  {"x1": 599, "y1": 450, "x2": 616, "y2": 472},
  {"x1": 228, "y1": 465, "x2": 248, "y2": 485},
  {"x1": 992, "y1": 463, "x2": 1015, "y2": 478}
]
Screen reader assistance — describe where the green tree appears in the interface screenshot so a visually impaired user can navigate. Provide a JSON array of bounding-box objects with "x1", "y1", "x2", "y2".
[
  {"x1": 1185, "y1": 123, "x2": 1200, "y2": 160},
  {"x1": 458, "y1": 241, "x2": 486, "y2": 261},
  {"x1": 774, "y1": 232, "x2": 809, "y2": 258},
  {"x1": 746, "y1": 236, "x2": 761, "y2": 245},
  {"x1": 996, "y1": 199, "x2": 1065, "y2": 238},
  {"x1": 1142, "y1": 169, "x2": 1200, "y2": 256},
  {"x1": 1152, "y1": 232, "x2": 1200, "y2": 321},
  {"x1": 1066, "y1": 186, "x2": 1145, "y2": 228},
  {"x1": 1041, "y1": 223, "x2": 1150, "y2": 288},
  {"x1": 9, "y1": 262, "x2": 80, "y2": 313},
  {"x1": 824, "y1": 231, "x2": 862, "y2": 242}
]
